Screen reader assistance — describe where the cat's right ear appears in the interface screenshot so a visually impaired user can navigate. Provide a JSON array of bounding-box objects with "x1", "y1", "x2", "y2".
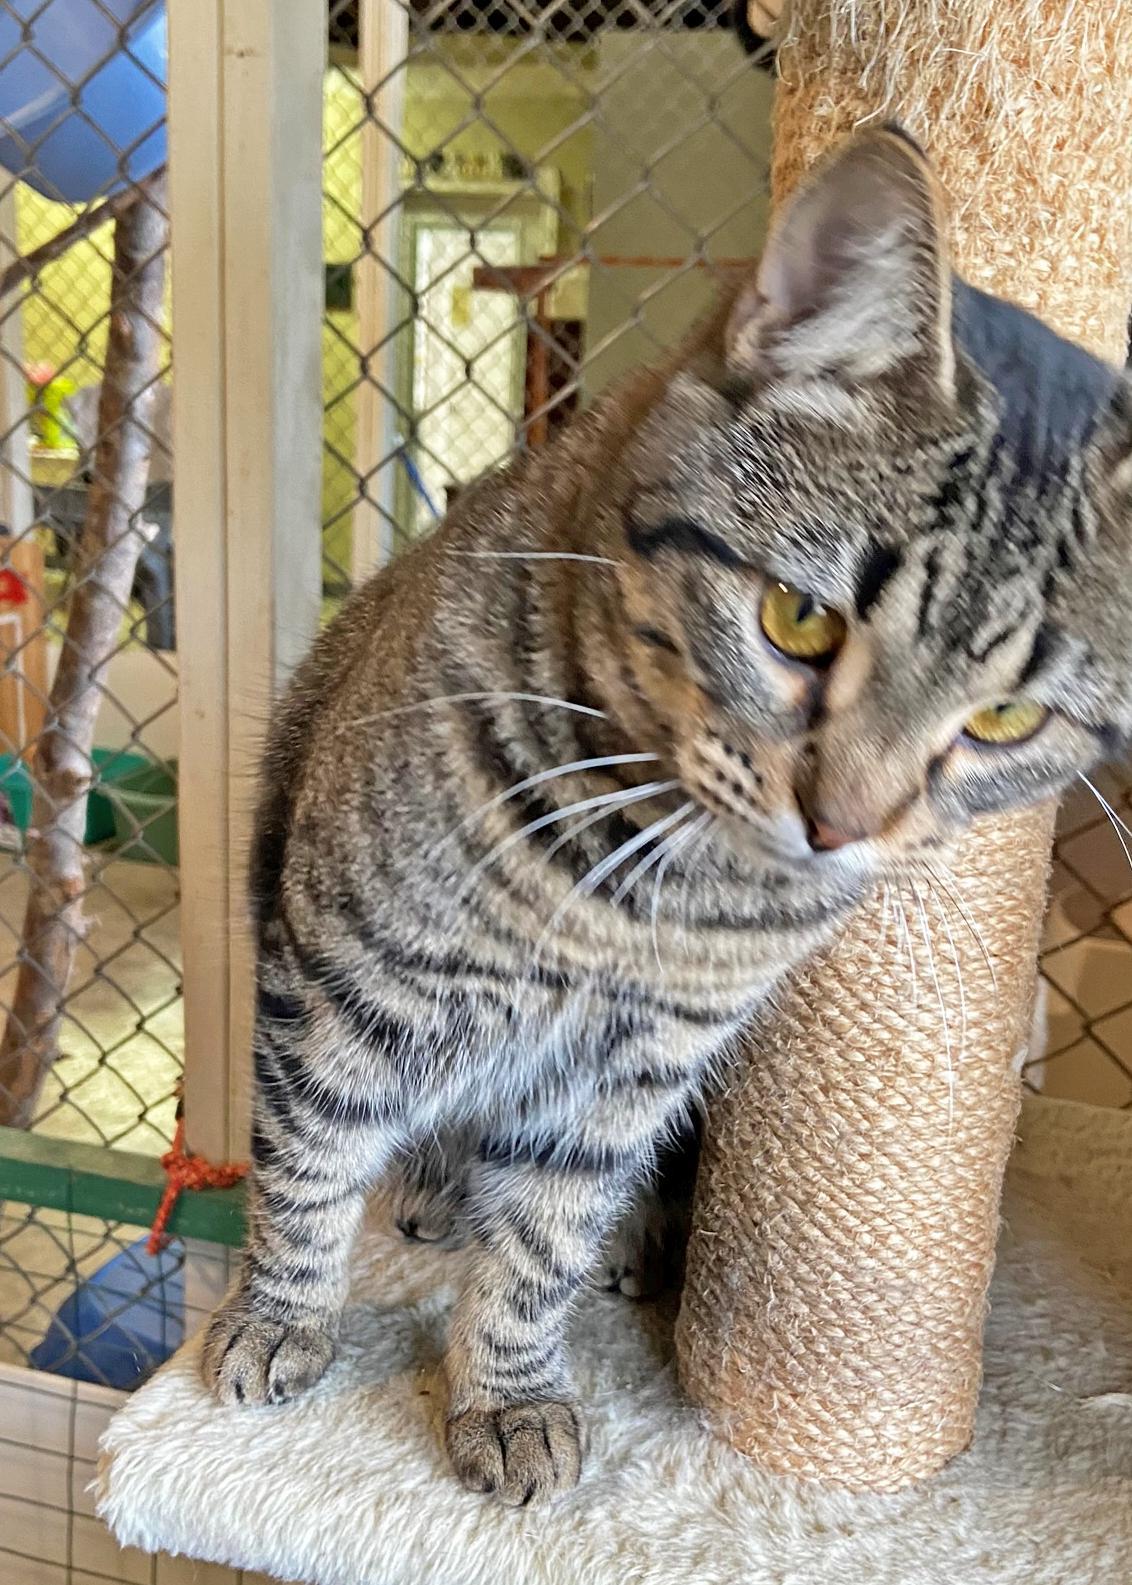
[{"x1": 726, "y1": 127, "x2": 954, "y2": 397}]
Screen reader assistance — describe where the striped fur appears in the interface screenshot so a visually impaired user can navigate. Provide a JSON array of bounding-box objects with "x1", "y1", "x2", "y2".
[{"x1": 203, "y1": 130, "x2": 1132, "y2": 1505}]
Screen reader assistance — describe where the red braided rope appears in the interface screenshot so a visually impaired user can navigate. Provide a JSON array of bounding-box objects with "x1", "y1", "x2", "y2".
[{"x1": 146, "y1": 1114, "x2": 247, "y2": 1255}]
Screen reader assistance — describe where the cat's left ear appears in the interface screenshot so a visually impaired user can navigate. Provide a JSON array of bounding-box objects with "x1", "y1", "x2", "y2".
[{"x1": 727, "y1": 127, "x2": 954, "y2": 395}]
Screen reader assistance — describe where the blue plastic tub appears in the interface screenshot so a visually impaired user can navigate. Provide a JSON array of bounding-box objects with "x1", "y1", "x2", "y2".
[
  {"x1": 0, "y1": 0, "x2": 166, "y2": 203},
  {"x1": 29, "y1": 1235, "x2": 183, "y2": 1390}
]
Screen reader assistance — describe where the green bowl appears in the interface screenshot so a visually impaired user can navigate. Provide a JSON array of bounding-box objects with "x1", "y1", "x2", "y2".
[{"x1": 0, "y1": 751, "x2": 177, "y2": 864}]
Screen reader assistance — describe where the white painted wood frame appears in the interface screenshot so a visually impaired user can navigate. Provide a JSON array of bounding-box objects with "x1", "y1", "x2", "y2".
[{"x1": 169, "y1": 0, "x2": 325, "y2": 1160}]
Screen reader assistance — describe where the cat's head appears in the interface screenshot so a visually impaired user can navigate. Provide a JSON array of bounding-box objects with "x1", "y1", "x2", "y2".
[{"x1": 608, "y1": 127, "x2": 1132, "y2": 877}]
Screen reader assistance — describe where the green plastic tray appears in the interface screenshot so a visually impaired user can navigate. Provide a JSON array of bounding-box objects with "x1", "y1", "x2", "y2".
[{"x1": 0, "y1": 750, "x2": 177, "y2": 864}]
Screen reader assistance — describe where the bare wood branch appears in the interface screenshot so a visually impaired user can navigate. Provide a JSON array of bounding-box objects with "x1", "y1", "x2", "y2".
[
  {"x1": 0, "y1": 177, "x2": 168, "y2": 1128},
  {"x1": 0, "y1": 167, "x2": 166, "y2": 300}
]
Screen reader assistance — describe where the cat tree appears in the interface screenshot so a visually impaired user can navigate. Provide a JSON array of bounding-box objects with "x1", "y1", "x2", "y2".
[
  {"x1": 675, "y1": 0, "x2": 1132, "y2": 1492},
  {"x1": 96, "y1": 4, "x2": 1132, "y2": 1581}
]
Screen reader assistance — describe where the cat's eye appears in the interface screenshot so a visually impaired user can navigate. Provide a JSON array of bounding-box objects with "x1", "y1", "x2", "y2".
[
  {"x1": 962, "y1": 699, "x2": 1050, "y2": 746},
  {"x1": 759, "y1": 582, "x2": 846, "y2": 664}
]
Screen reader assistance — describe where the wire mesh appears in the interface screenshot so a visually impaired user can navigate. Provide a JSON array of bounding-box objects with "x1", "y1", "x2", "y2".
[
  {"x1": 0, "y1": 0, "x2": 178, "y2": 1159},
  {"x1": 0, "y1": 1198, "x2": 182, "y2": 1388},
  {"x1": 322, "y1": 0, "x2": 772, "y2": 581}
]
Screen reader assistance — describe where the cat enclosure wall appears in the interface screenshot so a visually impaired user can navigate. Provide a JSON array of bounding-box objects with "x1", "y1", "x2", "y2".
[{"x1": 2, "y1": 2, "x2": 1132, "y2": 1578}]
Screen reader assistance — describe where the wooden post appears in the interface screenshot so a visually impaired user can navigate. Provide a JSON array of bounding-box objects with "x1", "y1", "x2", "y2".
[
  {"x1": 169, "y1": 0, "x2": 324, "y2": 1161},
  {"x1": 0, "y1": 182, "x2": 168, "y2": 1129}
]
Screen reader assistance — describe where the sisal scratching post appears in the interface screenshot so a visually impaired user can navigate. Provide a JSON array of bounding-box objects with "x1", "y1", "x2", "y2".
[{"x1": 675, "y1": 1, "x2": 1132, "y2": 1492}]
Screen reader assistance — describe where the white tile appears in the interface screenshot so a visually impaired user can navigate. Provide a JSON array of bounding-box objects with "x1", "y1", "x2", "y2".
[
  {"x1": 1089, "y1": 1003, "x2": 1132, "y2": 1070},
  {"x1": 0, "y1": 1491, "x2": 69, "y2": 1566},
  {"x1": 0, "y1": 1363, "x2": 124, "y2": 1462},
  {"x1": 1040, "y1": 934, "x2": 1132, "y2": 1021},
  {"x1": 1057, "y1": 821, "x2": 1132, "y2": 904},
  {"x1": 1042, "y1": 865, "x2": 1107, "y2": 951},
  {"x1": 71, "y1": 1510, "x2": 155, "y2": 1585},
  {"x1": 1028, "y1": 1039, "x2": 1132, "y2": 1108},
  {"x1": 0, "y1": 1438, "x2": 70, "y2": 1510}
]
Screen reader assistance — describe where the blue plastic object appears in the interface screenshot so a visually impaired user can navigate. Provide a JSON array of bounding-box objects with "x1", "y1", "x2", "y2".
[
  {"x1": 30, "y1": 1235, "x2": 183, "y2": 1390},
  {"x1": 0, "y1": 1, "x2": 166, "y2": 204}
]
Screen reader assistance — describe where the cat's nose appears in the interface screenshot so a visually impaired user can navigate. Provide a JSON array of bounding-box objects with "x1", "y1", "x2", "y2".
[{"x1": 805, "y1": 816, "x2": 860, "y2": 852}]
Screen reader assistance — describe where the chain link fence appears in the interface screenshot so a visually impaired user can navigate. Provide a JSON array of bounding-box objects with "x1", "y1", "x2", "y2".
[
  {"x1": 0, "y1": 0, "x2": 177, "y2": 1169},
  {"x1": 0, "y1": 0, "x2": 182, "y2": 1477}
]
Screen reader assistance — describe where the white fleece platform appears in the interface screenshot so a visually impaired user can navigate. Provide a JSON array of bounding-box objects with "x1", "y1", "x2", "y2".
[{"x1": 97, "y1": 1095, "x2": 1132, "y2": 1585}]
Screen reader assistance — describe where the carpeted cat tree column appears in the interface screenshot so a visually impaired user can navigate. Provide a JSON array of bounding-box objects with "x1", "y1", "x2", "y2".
[{"x1": 675, "y1": 1, "x2": 1132, "y2": 1492}]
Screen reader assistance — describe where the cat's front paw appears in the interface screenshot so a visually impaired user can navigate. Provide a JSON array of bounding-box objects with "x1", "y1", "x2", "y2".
[
  {"x1": 446, "y1": 1400, "x2": 584, "y2": 1506},
  {"x1": 201, "y1": 1297, "x2": 336, "y2": 1406}
]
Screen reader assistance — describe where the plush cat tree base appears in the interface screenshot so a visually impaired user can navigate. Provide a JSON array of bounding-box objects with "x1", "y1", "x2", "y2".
[{"x1": 97, "y1": 1096, "x2": 1132, "y2": 1585}]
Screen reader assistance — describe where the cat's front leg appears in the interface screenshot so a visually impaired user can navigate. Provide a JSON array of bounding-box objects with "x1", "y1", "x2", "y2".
[
  {"x1": 443, "y1": 1055, "x2": 695, "y2": 1505},
  {"x1": 201, "y1": 982, "x2": 397, "y2": 1406}
]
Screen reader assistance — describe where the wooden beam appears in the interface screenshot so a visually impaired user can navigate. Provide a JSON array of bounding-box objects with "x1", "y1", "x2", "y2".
[
  {"x1": 169, "y1": 0, "x2": 325, "y2": 1161},
  {"x1": 0, "y1": 1126, "x2": 245, "y2": 1246}
]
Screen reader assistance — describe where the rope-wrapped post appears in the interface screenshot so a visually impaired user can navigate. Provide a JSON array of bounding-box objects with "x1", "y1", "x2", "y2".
[{"x1": 675, "y1": 1, "x2": 1132, "y2": 1492}]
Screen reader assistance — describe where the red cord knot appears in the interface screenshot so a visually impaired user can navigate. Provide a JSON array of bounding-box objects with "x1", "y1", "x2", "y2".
[{"x1": 146, "y1": 1115, "x2": 247, "y2": 1256}]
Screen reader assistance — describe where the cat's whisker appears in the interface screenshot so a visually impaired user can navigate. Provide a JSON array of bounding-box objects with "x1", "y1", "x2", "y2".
[
  {"x1": 544, "y1": 795, "x2": 639, "y2": 861},
  {"x1": 425, "y1": 749, "x2": 661, "y2": 863},
  {"x1": 919, "y1": 862, "x2": 1008, "y2": 1058},
  {"x1": 891, "y1": 888, "x2": 919, "y2": 1012},
  {"x1": 346, "y1": 690, "x2": 610, "y2": 734},
  {"x1": 1077, "y1": 773, "x2": 1132, "y2": 883},
  {"x1": 919, "y1": 877, "x2": 970, "y2": 1057},
  {"x1": 650, "y1": 812, "x2": 713, "y2": 973},
  {"x1": 911, "y1": 878, "x2": 956, "y2": 1137},
  {"x1": 452, "y1": 779, "x2": 681, "y2": 908},
  {"x1": 919, "y1": 859, "x2": 998, "y2": 997},
  {"x1": 674, "y1": 816, "x2": 717, "y2": 937},
  {"x1": 611, "y1": 808, "x2": 696, "y2": 905},
  {"x1": 450, "y1": 550, "x2": 620, "y2": 567},
  {"x1": 878, "y1": 881, "x2": 893, "y2": 959},
  {"x1": 913, "y1": 881, "x2": 963, "y2": 1039},
  {"x1": 533, "y1": 800, "x2": 695, "y2": 964}
]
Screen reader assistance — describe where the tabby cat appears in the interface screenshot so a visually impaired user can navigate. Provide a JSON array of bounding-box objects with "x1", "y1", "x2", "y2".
[{"x1": 203, "y1": 129, "x2": 1132, "y2": 1505}]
